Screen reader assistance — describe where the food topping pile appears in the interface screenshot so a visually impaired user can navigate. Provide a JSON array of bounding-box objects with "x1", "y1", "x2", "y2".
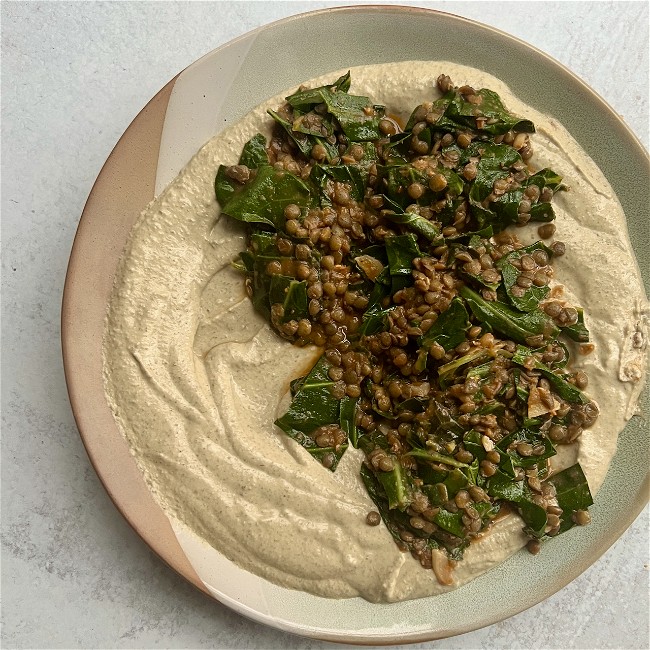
[{"x1": 215, "y1": 72, "x2": 597, "y2": 575}]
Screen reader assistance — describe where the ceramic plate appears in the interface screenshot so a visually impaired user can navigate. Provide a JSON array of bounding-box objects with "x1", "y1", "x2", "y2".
[{"x1": 62, "y1": 6, "x2": 649, "y2": 643}]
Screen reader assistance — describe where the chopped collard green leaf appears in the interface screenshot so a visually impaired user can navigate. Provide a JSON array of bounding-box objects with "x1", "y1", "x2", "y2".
[
  {"x1": 274, "y1": 355, "x2": 348, "y2": 471},
  {"x1": 218, "y1": 71, "x2": 598, "y2": 577},
  {"x1": 220, "y1": 165, "x2": 313, "y2": 229},
  {"x1": 239, "y1": 133, "x2": 270, "y2": 169},
  {"x1": 548, "y1": 463, "x2": 594, "y2": 533},
  {"x1": 460, "y1": 285, "x2": 560, "y2": 344},
  {"x1": 418, "y1": 297, "x2": 470, "y2": 351}
]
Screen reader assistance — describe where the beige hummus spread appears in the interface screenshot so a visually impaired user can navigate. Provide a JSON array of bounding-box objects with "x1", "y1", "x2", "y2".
[{"x1": 103, "y1": 62, "x2": 648, "y2": 602}]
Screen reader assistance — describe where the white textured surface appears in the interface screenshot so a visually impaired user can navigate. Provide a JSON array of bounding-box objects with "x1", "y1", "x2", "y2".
[{"x1": 1, "y1": 1, "x2": 648, "y2": 648}]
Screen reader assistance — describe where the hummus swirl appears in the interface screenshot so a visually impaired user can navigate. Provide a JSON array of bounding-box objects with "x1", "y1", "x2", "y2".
[{"x1": 103, "y1": 62, "x2": 648, "y2": 602}]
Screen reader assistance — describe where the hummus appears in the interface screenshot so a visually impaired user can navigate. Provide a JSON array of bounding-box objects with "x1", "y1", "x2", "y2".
[{"x1": 103, "y1": 62, "x2": 648, "y2": 603}]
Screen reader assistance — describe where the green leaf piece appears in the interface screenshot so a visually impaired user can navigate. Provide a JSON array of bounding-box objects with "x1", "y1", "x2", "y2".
[
  {"x1": 512, "y1": 345, "x2": 589, "y2": 404},
  {"x1": 385, "y1": 234, "x2": 421, "y2": 293},
  {"x1": 315, "y1": 163, "x2": 367, "y2": 202},
  {"x1": 285, "y1": 72, "x2": 352, "y2": 108},
  {"x1": 459, "y1": 285, "x2": 560, "y2": 344},
  {"x1": 487, "y1": 469, "x2": 547, "y2": 537},
  {"x1": 433, "y1": 509, "x2": 465, "y2": 537},
  {"x1": 239, "y1": 133, "x2": 269, "y2": 169},
  {"x1": 382, "y1": 206, "x2": 442, "y2": 243},
  {"x1": 496, "y1": 241, "x2": 554, "y2": 312},
  {"x1": 275, "y1": 355, "x2": 346, "y2": 470},
  {"x1": 548, "y1": 463, "x2": 594, "y2": 533},
  {"x1": 222, "y1": 165, "x2": 313, "y2": 229},
  {"x1": 405, "y1": 449, "x2": 469, "y2": 469},
  {"x1": 418, "y1": 297, "x2": 470, "y2": 351},
  {"x1": 561, "y1": 307, "x2": 590, "y2": 343},
  {"x1": 497, "y1": 428, "x2": 556, "y2": 468},
  {"x1": 269, "y1": 275, "x2": 309, "y2": 322},
  {"x1": 340, "y1": 396, "x2": 359, "y2": 448},
  {"x1": 214, "y1": 165, "x2": 237, "y2": 208}
]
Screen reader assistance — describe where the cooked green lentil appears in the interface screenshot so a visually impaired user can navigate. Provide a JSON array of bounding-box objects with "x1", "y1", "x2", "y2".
[{"x1": 216, "y1": 72, "x2": 597, "y2": 569}]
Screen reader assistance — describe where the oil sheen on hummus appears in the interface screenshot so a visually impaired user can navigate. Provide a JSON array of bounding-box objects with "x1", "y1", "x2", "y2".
[{"x1": 103, "y1": 62, "x2": 648, "y2": 603}]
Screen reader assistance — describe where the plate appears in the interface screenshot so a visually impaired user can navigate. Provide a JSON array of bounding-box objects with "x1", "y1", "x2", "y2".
[{"x1": 62, "y1": 6, "x2": 649, "y2": 643}]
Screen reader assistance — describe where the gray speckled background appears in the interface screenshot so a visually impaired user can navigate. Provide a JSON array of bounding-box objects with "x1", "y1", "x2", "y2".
[{"x1": 1, "y1": 1, "x2": 648, "y2": 648}]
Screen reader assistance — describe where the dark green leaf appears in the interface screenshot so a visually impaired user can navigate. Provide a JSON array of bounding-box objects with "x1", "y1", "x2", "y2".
[
  {"x1": 250, "y1": 231, "x2": 278, "y2": 254},
  {"x1": 418, "y1": 297, "x2": 470, "y2": 351},
  {"x1": 474, "y1": 500, "x2": 501, "y2": 521},
  {"x1": 380, "y1": 162, "x2": 428, "y2": 207},
  {"x1": 459, "y1": 144, "x2": 562, "y2": 233},
  {"x1": 466, "y1": 361, "x2": 493, "y2": 380},
  {"x1": 435, "y1": 88, "x2": 535, "y2": 136},
  {"x1": 518, "y1": 499, "x2": 549, "y2": 538},
  {"x1": 561, "y1": 307, "x2": 590, "y2": 342},
  {"x1": 275, "y1": 355, "x2": 343, "y2": 468},
  {"x1": 463, "y1": 430, "x2": 486, "y2": 462},
  {"x1": 512, "y1": 345, "x2": 589, "y2": 404},
  {"x1": 269, "y1": 275, "x2": 308, "y2": 322},
  {"x1": 317, "y1": 163, "x2": 367, "y2": 201},
  {"x1": 292, "y1": 111, "x2": 335, "y2": 138},
  {"x1": 405, "y1": 449, "x2": 469, "y2": 469},
  {"x1": 364, "y1": 266, "x2": 392, "y2": 310},
  {"x1": 269, "y1": 110, "x2": 340, "y2": 163},
  {"x1": 475, "y1": 401, "x2": 505, "y2": 416},
  {"x1": 268, "y1": 109, "x2": 314, "y2": 159},
  {"x1": 359, "y1": 465, "x2": 405, "y2": 544},
  {"x1": 321, "y1": 89, "x2": 384, "y2": 141},
  {"x1": 290, "y1": 374, "x2": 307, "y2": 397},
  {"x1": 487, "y1": 469, "x2": 528, "y2": 502},
  {"x1": 487, "y1": 469, "x2": 547, "y2": 537},
  {"x1": 238, "y1": 133, "x2": 269, "y2": 169},
  {"x1": 307, "y1": 445, "x2": 348, "y2": 471},
  {"x1": 376, "y1": 458, "x2": 414, "y2": 510},
  {"x1": 499, "y1": 453, "x2": 517, "y2": 478},
  {"x1": 358, "y1": 305, "x2": 395, "y2": 336},
  {"x1": 500, "y1": 261, "x2": 549, "y2": 312},
  {"x1": 464, "y1": 142, "x2": 522, "y2": 198},
  {"x1": 287, "y1": 76, "x2": 385, "y2": 142},
  {"x1": 285, "y1": 72, "x2": 351, "y2": 108},
  {"x1": 397, "y1": 397, "x2": 428, "y2": 414},
  {"x1": 413, "y1": 349, "x2": 428, "y2": 374},
  {"x1": 528, "y1": 168, "x2": 563, "y2": 191},
  {"x1": 221, "y1": 165, "x2": 313, "y2": 229},
  {"x1": 345, "y1": 141, "x2": 378, "y2": 165},
  {"x1": 438, "y1": 347, "x2": 491, "y2": 386},
  {"x1": 433, "y1": 509, "x2": 465, "y2": 537},
  {"x1": 497, "y1": 428, "x2": 556, "y2": 468},
  {"x1": 214, "y1": 165, "x2": 237, "y2": 207},
  {"x1": 385, "y1": 234, "x2": 421, "y2": 292},
  {"x1": 460, "y1": 285, "x2": 560, "y2": 344},
  {"x1": 496, "y1": 241, "x2": 553, "y2": 312},
  {"x1": 444, "y1": 468, "x2": 470, "y2": 496},
  {"x1": 405, "y1": 93, "x2": 452, "y2": 130},
  {"x1": 446, "y1": 225, "x2": 494, "y2": 243},
  {"x1": 464, "y1": 458, "x2": 480, "y2": 485},
  {"x1": 340, "y1": 396, "x2": 359, "y2": 447},
  {"x1": 548, "y1": 463, "x2": 594, "y2": 533},
  {"x1": 360, "y1": 464, "x2": 429, "y2": 546},
  {"x1": 513, "y1": 369, "x2": 529, "y2": 402},
  {"x1": 382, "y1": 204, "x2": 442, "y2": 242},
  {"x1": 464, "y1": 143, "x2": 523, "y2": 230},
  {"x1": 473, "y1": 89, "x2": 535, "y2": 134},
  {"x1": 430, "y1": 400, "x2": 465, "y2": 437},
  {"x1": 232, "y1": 251, "x2": 254, "y2": 273},
  {"x1": 441, "y1": 167, "x2": 465, "y2": 198}
]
